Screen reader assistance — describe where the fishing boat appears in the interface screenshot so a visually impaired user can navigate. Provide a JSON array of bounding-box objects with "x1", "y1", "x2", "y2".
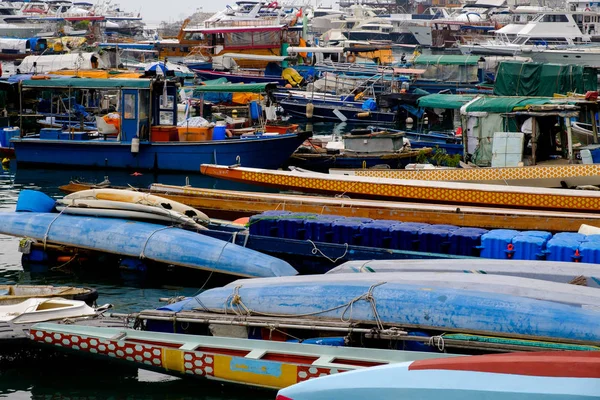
[
  {"x1": 329, "y1": 164, "x2": 600, "y2": 188},
  {"x1": 163, "y1": 274, "x2": 600, "y2": 345},
  {"x1": 59, "y1": 182, "x2": 600, "y2": 232},
  {"x1": 277, "y1": 352, "x2": 600, "y2": 400},
  {"x1": 0, "y1": 298, "x2": 96, "y2": 324},
  {"x1": 0, "y1": 285, "x2": 98, "y2": 305},
  {"x1": 30, "y1": 322, "x2": 459, "y2": 389},
  {"x1": 200, "y1": 164, "x2": 600, "y2": 212},
  {"x1": 327, "y1": 259, "x2": 600, "y2": 288},
  {"x1": 11, "y1": 78, "x2": 309, "y2": 171}
]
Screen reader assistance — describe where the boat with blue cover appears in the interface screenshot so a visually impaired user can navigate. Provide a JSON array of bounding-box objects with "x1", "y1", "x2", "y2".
[
  {"x1": 277, "y1": 352, "x2": 600, "y2": 400},
  {"x1": 163, "y1": 274, "x2": 600, "y2": 344},
  {"x1": 11, "y1": 78, "x2": 309, "y2": 171}
]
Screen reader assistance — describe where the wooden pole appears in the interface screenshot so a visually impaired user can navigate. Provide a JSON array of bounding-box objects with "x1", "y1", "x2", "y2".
[
  {"x1": 566, "y1": 117, "x2": 574, "y2": 163},
  {"x1": 531, "y1": 117, "x2": 537, "y2": 166},
  {"x1": 591, "y1": 108, "x2": 598, "y2": 144}
]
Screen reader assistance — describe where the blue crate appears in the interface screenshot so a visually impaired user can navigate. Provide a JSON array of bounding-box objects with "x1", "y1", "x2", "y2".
[
  {"x1": 512, "y1": 232, "x2": 550, "y2": 260},
  {"x1": 39, "y1": 128, "x2": 62, "y2": 140},
  {"x1": 305, "y1": 215, "x2": 341, "y2": 242},
  {"x1": 389, "y1": 222, "x2": 429, "y2": 251},
  {"x1": 580, "y1": 240, "x2": 600, "y2": 264},
  {"x1": 249, "y1": 211, "x2": 291, "y2": 237},
  {"x1": 480, "y1": 229, "x2": 520, "y2": 259},
  {"x1": 332, "y1": 218, "x2": 372, "y2": 245},
  {"x1": 277, "y1": 212, "x2": 317, "y2": 240},
  {"x1": 449, "y1": 227, "x2": 488, "y2": 256},
  {"x1": 360, "y1": 220, "x2": 398, "y2": 248},
  {"x1": 546, "y1": 239, "x2": 582, "y2": 262}
]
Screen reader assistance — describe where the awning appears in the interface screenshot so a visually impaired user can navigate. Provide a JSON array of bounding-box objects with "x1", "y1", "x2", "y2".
[
  {"x1": 418, "y1": 94, "x2": 478, "y2": 109},
  {"x1": 194, "y1": 82, "x2": 277, "y2": 93},
  {"x1": 188, "y1": 25, "x2": 286, "y2": 34},
  {"x1": 464, "y1": 96, "x2": 577, "y2": 113},
  {"x1": 22, "y1": 78, "x2": 152, "y2": 90}
]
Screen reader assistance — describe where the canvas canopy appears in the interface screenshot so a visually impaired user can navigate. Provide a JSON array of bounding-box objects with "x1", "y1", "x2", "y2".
[
  {"x1": 17, "y1": 53, "x2": 107, "y2": 74},
  {"x1": 493, "y1": 61, "x2": 597, "y2": 97},
  {"x1": 418, "y1": 94, "x2": 477, "y2": 109},
  {"x1": 22, "y1": 78, "x2": 152, "y2": 90},
  {"x1": 463, "y1": 96, "x2": 576, "y2": 114}
]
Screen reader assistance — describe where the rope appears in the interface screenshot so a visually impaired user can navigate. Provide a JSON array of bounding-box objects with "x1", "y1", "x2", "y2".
[
  {"x1": 139, "y1": 226, "x2": 176, "y2": 259},
  {"x1": 307, "y1": 239, "x2": 348, "y2": 263},
  {"x1": 222, "y1": 282, "x2": 388, "y2": 332},
  {"x1": 43, "y1": 205, "x2": 70, "y2": 250},
  {"x1": 428, "y1": 334, "x2": 446, "y2": 351}
]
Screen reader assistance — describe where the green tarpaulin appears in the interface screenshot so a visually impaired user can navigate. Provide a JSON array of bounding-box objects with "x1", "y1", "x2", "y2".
[
  {"x1": 412, "y1": 55, "x2": 480, "y2": 65},
  {"x1": 22, "y1": 78, "x2": 152, "y2": 89},
  {"x1": 193, "y1": 82, "x2": 277, "y2": 93},
  {"x1": 417, "y1": 94, "x2": 477, "y2": 109},
  {"x1": 493, "y1": 61, "x2": 597, "y2": 97},
  {"x1": 464, "y1": 96, "x2": 575, "y2": 113}
]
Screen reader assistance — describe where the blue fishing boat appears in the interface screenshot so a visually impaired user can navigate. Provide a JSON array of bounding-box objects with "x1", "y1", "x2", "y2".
[
  {"x1": 277, "y1": 352, "x2": 600, "y2": 400},
  {"x1": 12, "y1": 78, "x2": 309, "y2": 171}
]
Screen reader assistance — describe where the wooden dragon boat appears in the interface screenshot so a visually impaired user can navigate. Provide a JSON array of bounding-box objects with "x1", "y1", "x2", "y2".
[
  {"x1": 329, "y1": 164, "x2": 600, "y2": 188},
  {"x1": 30, "y1": 323, "x2": 459, "y2": 390},
  {"x1": 59, "y1": 182, "x2": 600, "y2": 232},
  {"x1": 200, "y1": 164, "x2": 600, "y2": 213}
]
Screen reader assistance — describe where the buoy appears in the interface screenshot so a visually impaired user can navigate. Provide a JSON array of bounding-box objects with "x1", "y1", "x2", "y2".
[
  {"x1": 406, "y1": 117, "x2": 414, "y2": 124},
  {"x1": 131, "y1": 136, "x2": 139, "y2": 154},
  {"x1": 233, "y1": 217, "x2": 250, "y2": 226},
  {"x1": 356, "y1": 111, "x2": 371, "y2": 118},
  {"x1": 347, "y1": 54, "x2": 356, "y2": 63},
  {"x1": 232, "y1": 109, "x2": 238, "y2": 117},
  {"x1": 285, "y1": 83, "x2": 292, "y2": 89},
  {"x1": 1, "y1": 158, "x2": 9, "y2": 165},
  {"x1": 306, "y1": 103, "x2": 314, "y2": 118}
]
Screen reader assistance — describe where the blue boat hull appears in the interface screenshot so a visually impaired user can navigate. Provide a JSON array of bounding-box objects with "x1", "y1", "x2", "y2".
[
  {"x1": 11, "y1": 133, "x2": 309, "y2": 171},
  {"x1": 280, "y1": 100, "x2": 396, "y2": 125},
  {"x1": 0, "y1": 212, "x2": 297, "y2": 278},
  {"x1": 176, "y1": 279, "x2": 600, "y2": 343}
]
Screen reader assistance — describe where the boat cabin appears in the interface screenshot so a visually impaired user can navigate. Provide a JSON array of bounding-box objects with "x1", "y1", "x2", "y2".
[{"x1": 18, "y1": 78, "x2": 178, "y2": 142}]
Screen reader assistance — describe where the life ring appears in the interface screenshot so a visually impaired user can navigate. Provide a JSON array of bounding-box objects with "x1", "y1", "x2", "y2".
[
  {"x1": 347, "y1": 54, "x2": 356, "y2": 63},
  {"x1": 586, "y1": 7, "x2": 591, "y2": 11},
  {"x1": 267, "y1": 1, "x2": 278, "y2": 8},
  {"x1": 86, "y1": 33, "x2": 95, "y2": 41}
]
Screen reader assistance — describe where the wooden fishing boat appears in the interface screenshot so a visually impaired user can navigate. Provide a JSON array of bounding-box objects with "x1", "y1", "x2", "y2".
[
  {"x1": 327, "y1": 259, "x2": 600, "y2": 288},
  {"x1": 200, "y1": 164, "x2": 600, "y2": 212},
  {"x1": 287, "y1": 148, "x2": 428, "y2": 171},
  {"x1": 0, "y1": 285, "x2": 97, "y2": 306},
  {"x1": 163, "y1": 275, "x2": 600, "y2": 344},
  {"x1": 59, "y1": 182, "x2": 600, "y2": 232},
  {"x1": 329, "y1": 164, "x2": 600, "y2": 188},
  {"x1": 30, "y1": 322, "x2": 459, "y2": 389},
  {"x1": 0, "y1": 211, "x2": 297, "y2": 278},
  {"x1": 277, "y1": 352, "x2": 600, "y2": 400},
  {"x1": 0, "y1": 298, "x2": 96, "y2": 324}
]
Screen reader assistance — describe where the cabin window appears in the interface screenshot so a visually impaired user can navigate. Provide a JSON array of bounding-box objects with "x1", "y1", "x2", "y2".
[
  {"x1": 585, "y1": 16, "x2": 591, "y2": 23},
  {"x1": 123, "y1": 94, "x2": 135, "y2": 119},
  {"x1": 542, "y1": 14, "x2": 568, "y2": 23}
]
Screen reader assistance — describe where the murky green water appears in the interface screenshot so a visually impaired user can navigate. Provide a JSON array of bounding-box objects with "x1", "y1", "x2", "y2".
[{"x1": 0, "y1": 161, "x2": 273, "y2": 399}]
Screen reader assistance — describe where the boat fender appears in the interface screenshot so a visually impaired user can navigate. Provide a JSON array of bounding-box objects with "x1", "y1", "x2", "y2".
[
  {"x1": 356, "y1": 111, "x2": 371, "y2": 118},
  {"x1": 347, "y1": 54, "x2": 356, "y2": 63},
  {"x1": 306, "y1": 103, "x2": 314, "y2": 119},
  {"x1": 131, "y1": 137, "x2": 140, "y2": 154}
]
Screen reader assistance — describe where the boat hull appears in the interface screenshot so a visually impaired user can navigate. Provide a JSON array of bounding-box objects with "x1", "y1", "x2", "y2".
[
  {"x1": 278, "y1": 352, "x2": 600, "y2": 400},
  {"x1": 12, "y1": 133, "x2": 309, "y2": 171},
  {"x1": 280, "y1": 100, "x2": 396, "y2": 125}
]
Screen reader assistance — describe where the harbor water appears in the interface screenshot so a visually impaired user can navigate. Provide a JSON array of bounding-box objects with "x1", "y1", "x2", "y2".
[{"x1": 0, "y1": 161, "x2": 273, "y2": 399}]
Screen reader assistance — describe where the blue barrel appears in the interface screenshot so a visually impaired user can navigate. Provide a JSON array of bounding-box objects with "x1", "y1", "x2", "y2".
[
  {"x1": 276, "y1": 212, "x2": 317, "y2": 240},
  {"x1": 16, "y1": 190, "x2": 56, "y2": 213},
  {"x1": 418, "y1": 227, "x2": 455, "y2": 253},
  {"x1": 249, "y1": 101, "x2": 262, "y2": 120},
  {"x1": 212, "y1": 125, "x2": 227, "y2": 140},
  {"x1": 512, "y1": 232, "x2": 550, "y2": 260},
  {"x1": 332, "y1": 218, "x2": 372, "y2": 245},
  {"x1": 480, "y1": 229, "x2": 519, "y2": 259},
  {"x1": 249, "y1": 211, "x2": 291, "y2": 236},
  {"x1": 389, "y1": 222, "x2": 429, "y2": 251},
  {"x1": 579, "y1": 241, "x2": 600, "y2": 264},
  {"x1": 449, "y1": 227, "x2": 488, "y2": 256},
  {"x1": 360, "y1": 220, "x2": 398, "y2": 248},
  {"x1": 305, "y1": 215, "x2": 340, "y2": 242},
  {"x1": 546, "y1": 238, "x2": 582, "y2": 262}
]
